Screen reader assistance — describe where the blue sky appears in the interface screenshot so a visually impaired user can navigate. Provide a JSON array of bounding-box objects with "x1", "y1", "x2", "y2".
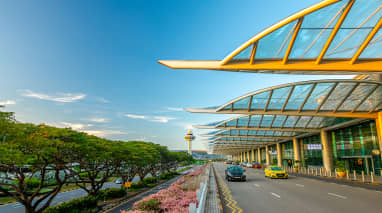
[{"x1": 0, "y1": 0, "x2": 350, "y2": 150}]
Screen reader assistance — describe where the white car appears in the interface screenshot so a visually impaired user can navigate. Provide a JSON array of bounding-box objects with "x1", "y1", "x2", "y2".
[{"x1": 246, "y1": 162, "x2": 253, "y2": 168}]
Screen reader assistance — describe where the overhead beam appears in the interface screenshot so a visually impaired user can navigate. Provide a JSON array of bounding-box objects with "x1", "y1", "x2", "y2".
[
  {"x1": 158, "y1": 59, "x2": 382, "y2": 73},
  {"x1": 351, "y1": 17, "x2": 382, "y2": 64},
  {"x1": 185, "y1": 108, "x2": 378, "y2": 119},
  {"x1": 283, "y1": 17, "x2": 303, "y2": 64},
  {"x1": 316, "y1": 0, "x2": 355, "y2": 64}
]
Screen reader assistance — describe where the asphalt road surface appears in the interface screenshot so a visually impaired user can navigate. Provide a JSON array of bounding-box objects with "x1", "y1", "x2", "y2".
[
  {"x1": 0, "y1": 176, "x2": 141, "y2": 213},
  {"x1": 214, "y1": 162, "x2": 382, "y2": 213}
]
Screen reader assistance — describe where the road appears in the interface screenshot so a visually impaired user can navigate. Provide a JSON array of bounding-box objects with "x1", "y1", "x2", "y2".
[
  {"x1": 0, "y1": 176, "x2": 141, "y2": 213},
  {"x1": 214, "y1": 162, "x2": 382, "y2": 213}
]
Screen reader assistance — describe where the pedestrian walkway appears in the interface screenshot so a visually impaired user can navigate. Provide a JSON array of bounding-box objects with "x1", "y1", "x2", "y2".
[{"x1": 205, "y1": 165, "x2": 221, "y2": 213}]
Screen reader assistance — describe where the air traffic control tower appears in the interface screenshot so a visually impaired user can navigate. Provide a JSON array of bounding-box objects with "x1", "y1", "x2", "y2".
[{"x1": 184, "y1": 130, "x2": 195, "y2": 155}]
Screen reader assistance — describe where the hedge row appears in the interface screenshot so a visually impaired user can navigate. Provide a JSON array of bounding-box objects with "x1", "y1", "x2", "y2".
[{"x1": 43, "y1": 188, "x2": 126, "y2": 213}]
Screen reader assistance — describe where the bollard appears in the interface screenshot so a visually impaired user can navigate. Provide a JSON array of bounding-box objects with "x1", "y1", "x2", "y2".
[
  {"x1": 346, "y1": 170, "x2": 349, "y2": 180},
  {"x1": 329, "y1": 170, "x2": 332, "y2": 178},
  {"x1": 315, "y1": 168, "x2": 318, "y2": 176},
  {"x1": 371, "y1": 172, "x2": 375, "y2": 183},
  {"x1": 319, "y1": 168, "x2": 322, "y2": 176},
  {"x1": 362, "y1": 171, "x2": 365, "y2": 182},
  {"x1": 353, "y1": 170, "x2": 357, "y2": 180}
]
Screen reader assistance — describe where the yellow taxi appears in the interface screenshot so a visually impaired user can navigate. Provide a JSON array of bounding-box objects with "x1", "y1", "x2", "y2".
[{"x1": 264, "y1": 166, "x2": 288, "y2": 179}]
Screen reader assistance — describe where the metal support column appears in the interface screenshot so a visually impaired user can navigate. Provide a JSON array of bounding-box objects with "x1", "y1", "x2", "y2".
[
  {"x1": 265, "y1": 146, "x2": 270, "y2": 166},
  {"x1": 293, "y1": 138, "x2": 301, "y2": 161},
  {"x1": 321, "y1": 130, "x2": 334, "y2": 172},
  {"x1": 277, "y1": 143, "x2": 282, "y2": 167}
]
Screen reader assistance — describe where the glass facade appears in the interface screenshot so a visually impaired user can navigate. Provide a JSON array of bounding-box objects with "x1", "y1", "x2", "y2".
[
  {"x1": 281, "y1": 141, "x2": 294, "y2": 167},
  {"x1": 302, "y1": 135, "x2": 323, "y2": 167},
  {"x1": 330, "y1": 121, "x2": 381, "y2": 175},
  {"x1": 261, "y1": 148, "x2": 266, "y2": 164},
  {"x1": 269, "y1": 145, "x2": 278, "y2": 165}
]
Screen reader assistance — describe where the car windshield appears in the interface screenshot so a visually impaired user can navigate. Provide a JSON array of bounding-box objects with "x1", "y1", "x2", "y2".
[
  {"x1": 271, "y1": 167, "x2": 283, "y2": 171},
  {"x1": 229, "y1": 166, "x2": 243, "y2": 172}
]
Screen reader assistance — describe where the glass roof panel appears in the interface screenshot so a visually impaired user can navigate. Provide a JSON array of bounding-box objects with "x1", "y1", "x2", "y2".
[
  {"x1": 221, "y1": 130, "x2": 230, "y2": 135},
  {"x1": 325, "y1": 29, "x2": 371, "y2": 58},
  {"x1": 283, "y1": 116, "x2": 299, "y2": 127},
  {"x1": 303, "y1": 83, "x2": 335, "y2": 110},
  {"x1": 233, "y1": 96, "x2": 251, "y2": 109},
  {"x1": 237, "y1": 117, "x2": 249, "y2": 127},
  {"x1": 239, "y1": 130, "x2": 248, "y2": 136},
  {"x1": 307, "y1": 116, "x2": 324, "y2": 128},
  {"x1": 256, "y1": 130, "x2": 265, "y2": 136},
  {"x1": 295, "y1": 116, "x2": 312, "y2": 128},
  {"x1": 233, "y1": 44, "x2": 253, "y2": 60},
  {"x1": 226, "y1": 119, "x2": 237, "y2": 127},
  {"x1": 341, "y1": 0, "x2": 382, "y2": 28},
  {"x1": 290, "y1": 29, "x2": 333, "y2": 58},
  {"x1": 251, "y1": 91, "x2": 271, "y2": 110},
  {"x1": 248, "y1": 130, "x2": 258, "y2": 136},
  {"x1": 231, "y1": 130, "x2": 239, "y2": 135},
  {"x1": 359, "y1": 28, "x2": 382, "y2": 58},
  {"x1": 285, "y1": 84, "x2": 313, "y2": 110},
  {"x1": 255, "y1": 20, "x2": 298, "y2": 59},
  {"x1": 332, "y1": 117, "x2": 355, "y2": 125},
  {"x1": 265, "y1": 131, "x2": 274, "y2": 136},
  {"x1": 301, "y1": 1, "x2": 346, "y2": 28},
  {"x1": 268, "y1": 87, "x2": 292, "y2": 110},
  {"x1": 223, "y1": 104, "x2": 232, "y2": 111},
  {"x1": 357, "y1": 85, "x2": 382, "y2": 111},
  {"x1": 249, "y1": 115, "x2": 262, "y2": 127},
  {"x1": 321, "y1": 82, "x2": 357, "y2": 111},
  {"x1": 319, "y1": 117, "x2": 336, "y2": 127},
  {"x1": 206, "y1": 130, "x2": 223, "y2": 135},
  {"x1": 272, "y1": 115, "x2": 287, "y2": 127},
  {"x1": 274, "y1": 131, "x2": 282, "y2": 136},
  {"x1": 206, "y1": 121, "x2": 222, "y2": 127},
  {"x1": 339, "y1": 83, "x2": 379, "y2": 111},
  {"x1": 260, "y1": 115, "x2": 274, "y2": 127}
]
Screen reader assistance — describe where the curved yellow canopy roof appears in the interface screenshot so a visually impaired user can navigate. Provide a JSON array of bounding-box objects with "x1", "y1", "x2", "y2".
[
  {"x1": 186, "y1": 79, "x2": 382, "y2": 118},
  {"x1": 159, "y1": 0, "x2": 382, "y2": 74}
]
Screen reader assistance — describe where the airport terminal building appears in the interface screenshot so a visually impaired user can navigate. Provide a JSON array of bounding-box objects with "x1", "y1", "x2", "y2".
[{"x1": 159, "y1": 0, "x2": 382, "y2": 175}]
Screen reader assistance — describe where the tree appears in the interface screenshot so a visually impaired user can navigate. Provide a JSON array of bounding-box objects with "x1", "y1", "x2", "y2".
[{"x1": 0, "y1": 123, "x2": 74, "y2": 213}]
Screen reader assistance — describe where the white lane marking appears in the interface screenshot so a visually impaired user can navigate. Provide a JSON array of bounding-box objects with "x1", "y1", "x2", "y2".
[
  {"x1": 13, "y1": 203, "x2": 23, "y2": 208},
  {"x1": 270, "y1": 192, "x2": 281, "y2": 198},
  {"x1": 328, "y1": 193, "x2": 347, "y2": 199},
  {"x1": 296, "y1": 184, "x2": 304, "y2": 187},
  {"x1": 254, "y1": 184, "x2": 260, "y2": 187}
]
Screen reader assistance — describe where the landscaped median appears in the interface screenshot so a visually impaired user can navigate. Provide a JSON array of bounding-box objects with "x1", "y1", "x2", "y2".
[
  {"x1": 121, "y1": 164, "x2": 208, "y2": 213},
  {"x1": 42, "y1": 170, "x2": 185, "y2": 213}
]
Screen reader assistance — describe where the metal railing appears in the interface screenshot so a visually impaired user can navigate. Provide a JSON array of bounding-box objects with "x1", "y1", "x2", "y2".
[{"x1": 189, "y1": 164, "x2": 210, "y2": 213}]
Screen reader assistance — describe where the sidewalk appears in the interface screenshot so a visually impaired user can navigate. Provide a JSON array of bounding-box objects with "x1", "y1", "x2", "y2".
[
  {"x1": 205, "y1": 165, "x2": 222, "y2": 213},
  {"x1": 285, "y1": 167, "x2": 382, "y2": 191}
]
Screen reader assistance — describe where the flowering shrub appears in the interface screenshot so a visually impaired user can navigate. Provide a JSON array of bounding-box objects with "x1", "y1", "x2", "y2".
[{"x1": 123, "y1": 165, "x2": 206, "y2": 213}]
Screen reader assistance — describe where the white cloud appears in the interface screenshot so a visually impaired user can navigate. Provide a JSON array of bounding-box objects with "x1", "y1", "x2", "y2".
[
  {"x1": 151, "y1": 116, "x2": 175, "y2": 123},
  {"x1": 83, "y1": 130, "x2": 126, "y2": 137},
  {"x1": 124, "y1": 114, "x2": 175, "y2": 123},
  {"x1": 176, "y1": 122, "x2": 194, "y2": 130},
  {"x1": 167, "y1": 107, "x2": 183, "y2": 111},
  {"x1": 61, "y1": 122, "x2": 93, "y2": 130},
  {"x1": 22, "y1": 90, "x2": 86, "y2": 103},
  {"x1": 96, "y1": 97, "x2": 109, "y2": 103},
  {"x1": 125, "y1": 114, "x2": 146, "y2": 119},
  {"x1": 88, "y1": 118, "x2": 108, "y2": 123},
  {"x1": 0, "y1": 100, "x2": 16, "y2": 106}
]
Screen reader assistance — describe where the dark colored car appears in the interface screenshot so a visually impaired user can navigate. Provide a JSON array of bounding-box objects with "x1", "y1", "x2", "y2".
[
  {"x1": 225, "y1": 165, "x2": 246, "y2": 181},
  {"x1": 233, "y1": 161, "x2": 240, "y2": 165}
]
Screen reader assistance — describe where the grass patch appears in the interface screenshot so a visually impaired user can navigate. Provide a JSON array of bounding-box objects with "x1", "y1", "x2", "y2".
[{"x1": 0, "y1": 196, "x2": 16, "y2": 204}]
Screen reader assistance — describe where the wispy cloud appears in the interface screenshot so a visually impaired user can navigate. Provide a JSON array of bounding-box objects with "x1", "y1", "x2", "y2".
[
  {"x1": 0, "y1": 100, "x2": 16, "y2": 106},
  {"x1": 96, "y1": 97, "x2": 109, "y2": 103},
  {"x1": 167, "y1": 107, "x2": 183, "y2": 112},
  {"x1": 61, "y1": 122, "x2": 93, "y2": 130},
  {"x1": 83, "y1": 130, "x2": 126, "y2": 137},
  {"x1": 88, "y1": 118, "x2": 108, "y2": 123},
  {"x1": 124, "y1": 114, "x2": 175, "y2": 123},
  {"x1": 22, "y1": 90, "x2": 86, "y2": 103},
  {"x1": 125, "y1": 114, "x2": 146, "y2": 119},
  {"x1": 151, "y1": 116, "x2": 175, "y2": 123}
]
